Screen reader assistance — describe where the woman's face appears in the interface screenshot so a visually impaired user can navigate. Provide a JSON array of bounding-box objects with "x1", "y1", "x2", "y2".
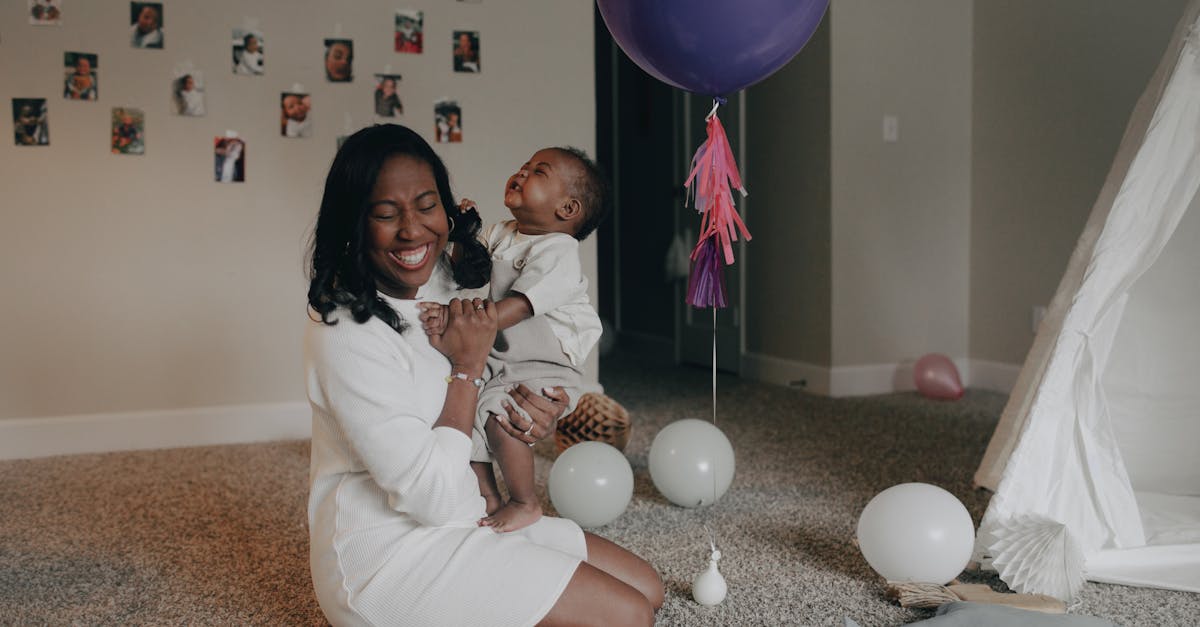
[
  {"x1": 365, "y1": 155, "x2": 449, "y2": 299},
  {"x1": 183, "y1": 76, "x2": 195, "y2": 91},
  {"x1": 245, "y1": 36, "x2": 259, "y2": 53},
  {"x1": 326, "y1": 43, "x2": 352, "y2": 81}
]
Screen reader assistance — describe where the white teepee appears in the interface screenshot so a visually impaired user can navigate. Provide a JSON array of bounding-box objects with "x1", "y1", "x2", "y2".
[{"x1": 973, "y1": 0, "x2": 1200, "y2": 600}]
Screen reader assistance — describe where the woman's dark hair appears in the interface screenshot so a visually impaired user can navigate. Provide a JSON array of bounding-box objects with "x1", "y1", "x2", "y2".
[{"x1": 306, "y1": 123, "x2": 490, "y2": 334}]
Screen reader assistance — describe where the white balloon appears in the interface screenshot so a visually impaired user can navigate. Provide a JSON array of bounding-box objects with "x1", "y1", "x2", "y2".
[
  {"x1": 548, "y1": 441, "x2": 633, "y2": 528},
  {"x1": 856, "y1": 482, "x2": 976, "y2": 584},
  {"x1": 692, "y1": 550, "x2": 727, "y2": 606},
  {"x1": 648, "y1": 419, "x2": 735, "y2": 507}
]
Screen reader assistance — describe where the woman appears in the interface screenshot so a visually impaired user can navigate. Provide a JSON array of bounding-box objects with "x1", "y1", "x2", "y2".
[{"x1": 305, "y1": 124, "x2": 663, "y2": 626}]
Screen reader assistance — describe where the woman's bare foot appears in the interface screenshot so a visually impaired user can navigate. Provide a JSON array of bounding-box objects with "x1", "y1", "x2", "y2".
[{"x1": 479, "y1": 499, "x2": 542, "y2": 532}]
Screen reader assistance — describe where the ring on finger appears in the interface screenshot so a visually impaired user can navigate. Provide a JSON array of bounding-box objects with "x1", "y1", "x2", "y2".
[{"x1": 475, "y1": 303, "x2": 485, "y2": 311}]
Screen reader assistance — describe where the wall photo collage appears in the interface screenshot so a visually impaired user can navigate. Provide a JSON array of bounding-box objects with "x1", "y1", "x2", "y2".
[{"x1": 14, "y1": 0, "x2": 481, "y2": 181}]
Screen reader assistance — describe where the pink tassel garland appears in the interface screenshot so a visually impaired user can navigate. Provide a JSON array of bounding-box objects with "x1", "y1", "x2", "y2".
[
  {"x1": 686, "y1": 236, "x2": 727, "y2": 308},
  {"x1": 684, "y1": 109, "x2": 751, "y2": 309}
]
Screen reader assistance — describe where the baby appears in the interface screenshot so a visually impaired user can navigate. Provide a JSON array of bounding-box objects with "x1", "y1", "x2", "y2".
[
  {"x1": 420, "y1": 146, "x2": 609, "y2": 532},
  {"x1": 281, "y1": 94, "x2": 311, "y2": 138},
  {"x1": 130, "y1": 4, "x2": 163, "y2": 48}
]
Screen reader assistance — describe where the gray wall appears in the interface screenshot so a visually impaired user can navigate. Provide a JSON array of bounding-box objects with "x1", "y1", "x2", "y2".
[
  {"x1": 831, "y1": 0, "x2": 972, "y2": 369},
  {"x1": 746, "y1": 17, "x2": 832, "y2": 366},
  {"x1": 970, "y1": 0, "x2": 1189, "y2": 364},
  {"x1": 746, "y1": 0, "x2": 1189, "y2": 380},
  {"x1": 0, "y1": 0, "x2": 596, "y2": 420}
]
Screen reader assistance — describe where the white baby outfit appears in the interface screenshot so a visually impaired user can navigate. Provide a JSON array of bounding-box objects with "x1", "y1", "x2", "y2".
[{"x1": 470, "y1": 220, "x2": 602, "y2": 462}]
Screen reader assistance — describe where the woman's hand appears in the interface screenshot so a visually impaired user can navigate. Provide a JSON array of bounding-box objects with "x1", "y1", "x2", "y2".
[
  {"x1": 428, "y1": 297, "x2": 496, "y2": 377},
  {"x1": 493, "y1": 385, "x2": 570, "y2": 446}
]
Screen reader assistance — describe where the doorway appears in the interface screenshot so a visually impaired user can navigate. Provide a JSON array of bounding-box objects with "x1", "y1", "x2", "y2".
[{"x1": 594, "y1": 9, "x2": 744, "y2": 373}]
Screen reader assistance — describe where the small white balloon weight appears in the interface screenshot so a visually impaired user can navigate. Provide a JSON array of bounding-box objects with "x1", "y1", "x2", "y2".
[{"x1": 691, "y1": 537, "x2": 727, "y2": 606}]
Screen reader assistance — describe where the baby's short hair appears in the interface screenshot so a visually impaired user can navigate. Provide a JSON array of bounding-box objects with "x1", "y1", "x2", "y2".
[{"x1": 555, "y1": 146, "x2": 610, "y2": 241}]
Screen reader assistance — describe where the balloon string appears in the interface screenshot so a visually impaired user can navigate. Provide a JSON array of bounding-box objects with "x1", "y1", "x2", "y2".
[
  {"x1": 706, "y1": 99, "x2": 721, "y2": 121},
  {"x1": 711, "y1": 306, "x2": 717, "y2": 426}
]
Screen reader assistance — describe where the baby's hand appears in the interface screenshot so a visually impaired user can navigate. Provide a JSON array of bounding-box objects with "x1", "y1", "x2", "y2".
[
  {"x1": 417, "y1": 302, "x2": 449, "y2": 336},
  {"x1": 457, "y1": 198, "x2": 477, "y2": 214}
]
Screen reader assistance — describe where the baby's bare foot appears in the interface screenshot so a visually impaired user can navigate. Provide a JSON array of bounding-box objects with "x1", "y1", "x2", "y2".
[
  {"x1": 479, "y1": 499, "x2": 542, "y2": 532},
  {"x1": 481, "y1": 491, "x2": 503, "y2": 516}
]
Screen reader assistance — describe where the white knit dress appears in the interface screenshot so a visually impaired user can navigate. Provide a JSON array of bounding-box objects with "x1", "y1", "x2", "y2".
[{"x1": 305, "y1": 262, "x2": 587, "y2": 626}]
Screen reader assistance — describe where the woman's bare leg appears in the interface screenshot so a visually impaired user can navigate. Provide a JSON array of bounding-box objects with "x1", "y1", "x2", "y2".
[
  {"x1": 538, "y1": 562, "x2": 655, "y2": 627},
  {"x1": 538, "y1": 532, "x2": 663, "y2": 625},
  {"x1": 581, "y1": 532, "x2": 664, "y2": 609}
]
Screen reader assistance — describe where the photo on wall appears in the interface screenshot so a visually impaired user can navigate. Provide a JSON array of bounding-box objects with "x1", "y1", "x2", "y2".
[
  {"x1": 29, "y1": 0, "x2": 62, "y2": 25},
  {"x1": 452, "y1": 31, "x2": 480, "y2": 73},
  {"x1": 232, "y1": 28, "x2": 264, "y2": 75},
  {"x1": 281, "y1": 92, "x2": 312, "y2": 138},
  {"x1": 324, "y1": 38, "x2": 353, "y2": 82},
  {"x1": 374, "y1": 74, "x2": 403, "y2": 117},
  {"x1": 394, "y1": 10, "x2": 423, "y2": 53},
  {"x1": 12, "y1": 98, "x2": 49, "y2": 146},
  {"x1": 434, "y1": 99, "x2": 462, "y2": 143},
  {"x1": 63, "y1": 51, "x2": 98, "y2": 100},
  {"x1": 171, "y1": 71, "x2": 205, "y2": 116},
  {"x1": 130, "y1": 2, "x2": 163, "y2": 49},
  {"x1": 111, "y1": 107, "x2": 145, "y2": 154},
  {"x1": 214, "y1": 136, "x2": 245, "y2": 182}
]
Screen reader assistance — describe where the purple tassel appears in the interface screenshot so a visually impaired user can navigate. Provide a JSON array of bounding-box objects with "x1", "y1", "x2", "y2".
[{"x1": 687, "y1": 237, "x2": 728, "y2": 308}]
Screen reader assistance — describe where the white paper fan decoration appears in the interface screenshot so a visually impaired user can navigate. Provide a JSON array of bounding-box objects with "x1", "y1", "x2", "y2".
[{"x1": 986, "y1": 513, "x2": 1085, "y2": 601}]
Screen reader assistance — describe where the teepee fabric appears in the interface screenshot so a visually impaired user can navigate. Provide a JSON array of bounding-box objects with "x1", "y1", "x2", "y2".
[{"x1": 974, "y1": 0, "x2": 1200, "y2": 599}]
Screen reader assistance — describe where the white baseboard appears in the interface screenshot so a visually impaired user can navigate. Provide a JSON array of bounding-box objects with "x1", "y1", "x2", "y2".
[
  {"x1": 0, "y1": 401, "x2": 311, "y2": 461},
  {"x1": 741, "y1": 352, "x2": 831, "y2": 395},
  {"x1": 741, "y1": 353, "x2": 1021, "y2": 397},
  {"x1": 966, "y1": 359, "x2": 1022, "y2": 394}
]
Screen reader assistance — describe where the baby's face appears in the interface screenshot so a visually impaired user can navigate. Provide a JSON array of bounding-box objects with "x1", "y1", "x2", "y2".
[
  {"x1": 283, "y1": 95, "x2": 306, "y2": 121},
  {"x1": 17, "y1": 107, "x2": 37, "y2": 128},
  {"x1": 503, "y1": 148, "x2": 579, "y2": 234},
  {"x1": 72, "y1": 74, "x2": 91, "y2": 90},
  {"x1": 136, "y1": 6, "x2": 158, "y2": 33},
  {"x1": 326, "y1": 43, "x2": 351, "y2": 80}
]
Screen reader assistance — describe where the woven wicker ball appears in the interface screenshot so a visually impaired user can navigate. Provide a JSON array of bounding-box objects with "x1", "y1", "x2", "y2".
[{"x1": 555, "y1": 392, "x2": 632, "y2": 453}]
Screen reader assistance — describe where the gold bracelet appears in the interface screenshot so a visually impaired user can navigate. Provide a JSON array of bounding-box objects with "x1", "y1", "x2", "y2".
[{"x1": 445, "y1": 372, "x2": 484, "y2": 388}]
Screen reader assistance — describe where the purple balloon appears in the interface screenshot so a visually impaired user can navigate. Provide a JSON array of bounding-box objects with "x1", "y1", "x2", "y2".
[{"x1": 597, "y1": 0, "x2": 829, "y2": 97}]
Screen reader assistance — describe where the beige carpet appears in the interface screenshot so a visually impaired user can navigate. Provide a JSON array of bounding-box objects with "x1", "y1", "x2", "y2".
[{"x1": 2, "y1": 348, "x2": 1198, "y2": 625}]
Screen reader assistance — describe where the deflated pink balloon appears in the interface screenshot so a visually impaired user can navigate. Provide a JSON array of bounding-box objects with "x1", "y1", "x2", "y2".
[{"x1": 913, "y1": 353, "x2": 963, "y2": 400}]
